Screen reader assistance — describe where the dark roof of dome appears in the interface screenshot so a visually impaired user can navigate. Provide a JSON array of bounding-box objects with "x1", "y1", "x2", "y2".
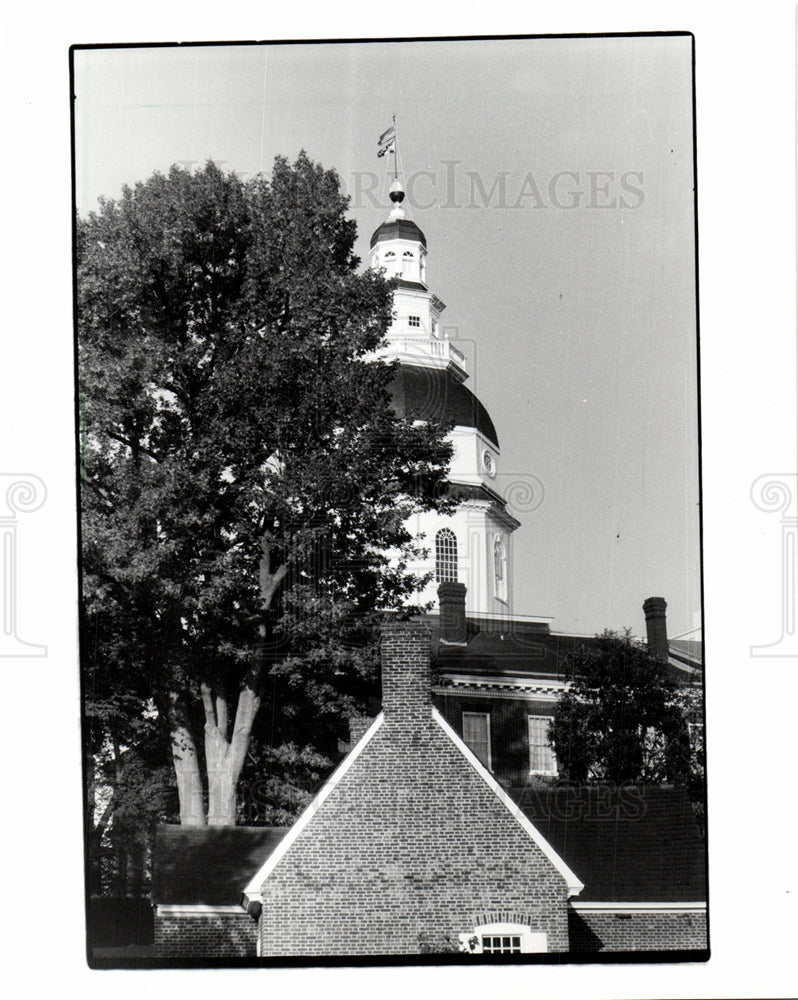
[
  {"x1": 389, "y1": 363, "x2": 499, "y2": 448},
  {"x1": 370, "y1": 218, "x2": 427, "y2": 249}
]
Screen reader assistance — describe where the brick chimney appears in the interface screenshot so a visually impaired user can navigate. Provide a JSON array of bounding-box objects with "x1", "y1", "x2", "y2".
[
  {"x1": 643, "y1": 597, "x2": 669, "y2": 663},
  {"x1": 380, "y1": 619, "x2": 432, "y2": 726},
  {"x1": 438, "y1": 581, "x2": 467, "y2": 644}
]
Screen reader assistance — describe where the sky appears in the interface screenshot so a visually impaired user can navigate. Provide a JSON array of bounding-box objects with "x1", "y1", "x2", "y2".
[{"x1": 73, "y1": 36, "x2": 700, "y2": 638}]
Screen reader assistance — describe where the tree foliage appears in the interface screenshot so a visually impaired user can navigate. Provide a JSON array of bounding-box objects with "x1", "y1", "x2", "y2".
[
  {"x1": 549, "y1": 631, "x2": 700, "y2": 790},
  {"x1": 78, "y1": 154, "x2": 454, "y2": 837}
]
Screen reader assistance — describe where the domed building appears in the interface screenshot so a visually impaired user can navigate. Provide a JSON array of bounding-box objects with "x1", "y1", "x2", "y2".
[{"x1": 370, "y1": 179, "x2": 520, "y2": 617}]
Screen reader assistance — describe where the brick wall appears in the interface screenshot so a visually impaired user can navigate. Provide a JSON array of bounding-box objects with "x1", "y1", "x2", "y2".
[
  {"x1": 154, "y1": 911, "x2": 256, "y2": 958},
  {"x1": 568, "y1": 908, "x2": 707, "y2": 952},
  {"x1": 257, "y1": 621, "x2": 571, "y2": 956},
  {"x1": 348, "y1": 714, "x2": 374, "y2": 745}
]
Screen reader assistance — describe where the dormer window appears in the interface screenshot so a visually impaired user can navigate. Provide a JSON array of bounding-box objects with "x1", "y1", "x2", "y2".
[{"x1": 408, "y1": 315, "x2": 421, "y2": 328}]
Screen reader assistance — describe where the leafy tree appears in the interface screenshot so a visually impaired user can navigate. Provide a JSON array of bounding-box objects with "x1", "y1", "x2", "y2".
[
  {"x1": 549, "y1": 630, "x2": 698, "y2": 789},
  {"x1": 78, "y1": 154, "x2": 454, "y2": 829}
]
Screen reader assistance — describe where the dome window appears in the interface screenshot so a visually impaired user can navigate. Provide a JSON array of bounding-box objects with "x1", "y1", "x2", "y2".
[
  {"x1": 384, "y1": 251, "x2": 395, "y2": 259},
  {"x1": 435, "y1": 528, "x2": 458, "y2": 583},
  {"x1": 403, "y1": 250, "x2": 414, "y2": 258}
]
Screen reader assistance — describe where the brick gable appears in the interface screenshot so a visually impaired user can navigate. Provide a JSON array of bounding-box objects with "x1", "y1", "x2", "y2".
[{"x1": 253, "y1": 621, "x2": 575, "y2": 956}]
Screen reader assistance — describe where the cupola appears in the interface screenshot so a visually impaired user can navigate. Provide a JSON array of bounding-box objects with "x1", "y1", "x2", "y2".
[{"x1": 369, "y1": 177, "x2": 428, "y2": 285}]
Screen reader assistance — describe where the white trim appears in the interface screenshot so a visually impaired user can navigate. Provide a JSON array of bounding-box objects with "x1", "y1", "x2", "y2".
[
  {"x1": 155, "y1": 904, "x2": 248, "y2": 915},
  {"x1": 548, "y1": 630, "x2": 599, "y2": 639},
  {"x1": 242, "y1": 712, "x2": 385, "y2": 904},
  {"x1": 432, "y1": 707, "x2": 584, "y2": 897},
  {"x1": 527, "y1": 713, "x2": 558, "y2": 776},
  {"x1": 433, "y1": 684, "x2": 563, "y2": 704},
  {"x1": 440, "y1": 673, "x2": 568, "y2": 692},
  {"x1": 469, "y1": 611, "x2": 554, "y2": 625},
  {"x1": 569, "y1": 901, "x2": 707, "y2": 913},
  {"x1": 471, "y1": 924, "x2": 548, "y2": 954}
]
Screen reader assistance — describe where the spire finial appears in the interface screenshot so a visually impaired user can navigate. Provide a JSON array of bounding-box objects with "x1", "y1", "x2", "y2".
[{"x1": 377, "y1": 116, "x2": 405, "y2": 219}]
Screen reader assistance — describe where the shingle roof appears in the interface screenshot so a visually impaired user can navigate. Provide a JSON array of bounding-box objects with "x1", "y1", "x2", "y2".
[
  {"x1": 433, "y1": 623, "x2": 600, "y2": 678},
  {"x1": 152, "y1": 825, "x2": 287, "y2": 905},
  {"x1": 370, "y1": 218, "x2": 427, "y2": 248},
  {"x1": 390, "y1": 364, "x2": 499, "y2": 447},
  {"x1": 507, "y1": 785, "x2": 706, "y2": 903},
  {"x1": 393, "y1": 278, "x2": 428, "y2": 292},
  {"x1": 669, "y1": 640, "x2": 702, "y2": 662}
]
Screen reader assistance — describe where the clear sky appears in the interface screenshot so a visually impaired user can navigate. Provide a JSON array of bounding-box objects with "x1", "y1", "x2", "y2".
[{"x1": 73, "y1": 36, "x2": 700, "y2": 638}]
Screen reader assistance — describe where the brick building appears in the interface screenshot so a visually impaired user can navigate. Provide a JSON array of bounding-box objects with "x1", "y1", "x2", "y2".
[
  {"x1": 430, "y1": 585, "x2": 702, "y2": 787},
  {"x1": 152, "y1": 620, "x2": 706, "y2": 958}
]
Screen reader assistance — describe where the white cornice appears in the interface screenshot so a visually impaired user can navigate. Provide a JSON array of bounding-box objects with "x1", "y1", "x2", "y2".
[
  {"x1": 569, "y1": 901, "x2": 706, "y2": 913},
  {"x1": 432, "y1": 683, "x2": 564, "y2": 703},
  {"x1": 155, "y1": 904, "x2": 248, "y2": 915}
]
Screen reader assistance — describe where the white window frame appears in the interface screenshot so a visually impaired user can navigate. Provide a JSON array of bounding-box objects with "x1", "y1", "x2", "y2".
[
  {"x1": 528, "y1": 714, "x2": 557, "y2": 775},
  {"x1": 408, "y1": 314, "x2": 421, "y2": 327},
  {"x1": 461, "y1": 924, "x2": 548, "y2": 954},
  {"x1": 435, "y1": 527, "x2": 458, "y2": 583},
  {"x1": 462, "y1": 711, "x2": 492, "y2": 770}
]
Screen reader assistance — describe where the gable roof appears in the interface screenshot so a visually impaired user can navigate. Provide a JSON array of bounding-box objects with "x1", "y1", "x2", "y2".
[
  {"x1": 243, "y1": 713, "x2": 384, "y2": 902},
  {"x1": 507, "y1": 785, "x2": 706, "y2": 903},
  {"x1": 152, "y1": 825, "x2": 287, "y2": 906},
  {"x1": 433, "y1": 709, "x2": 583, "y2": 896},
  {"x1": 244, "y1": 709, "x2": 583, "y2": 903}
]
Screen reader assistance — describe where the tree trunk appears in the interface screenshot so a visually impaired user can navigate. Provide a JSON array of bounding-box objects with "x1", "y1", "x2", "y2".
[
  {"x1": 170, "y1": 542, "x2": 288, "y2": 826},
  {"x1": 203, "y1": 540, "x2": 287, "y2": 826},
  {"x1": 169, "y1": 692, "x2": 206, "y2": 826},
  {"x1": 203, "y1": 680, "x2": 262, "y2": 826}
]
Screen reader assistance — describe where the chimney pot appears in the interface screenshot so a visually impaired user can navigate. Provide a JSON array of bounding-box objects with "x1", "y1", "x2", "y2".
[{"x1": 643, "y1": 596, "x2": 669, "y2": 663}]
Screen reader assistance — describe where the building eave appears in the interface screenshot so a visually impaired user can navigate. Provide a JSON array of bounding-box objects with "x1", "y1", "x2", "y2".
[
  {"x1": 154, "y1": 904, "x2": 249, "y2": 916},
  {"x1": 569, "y1": 901, "x2": 707, "y2": 913}
]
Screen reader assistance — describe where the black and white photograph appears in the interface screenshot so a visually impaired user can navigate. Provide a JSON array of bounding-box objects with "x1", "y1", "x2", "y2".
[
  {"x1": 4, "y1": 3, "x2": 796, "y2": 995},
  {"x1": 72, "y1": 35, "x2": 706, "y2": 966}
]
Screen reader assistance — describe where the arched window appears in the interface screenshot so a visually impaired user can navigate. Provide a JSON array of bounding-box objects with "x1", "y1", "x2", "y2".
[
  {"x1": 494, "y1": 537, "x2": 506, "y2": 601},
  {"x1": 403, "y1": 250, "x2": 414, "y2": 258},
  {"x1": 435, "y1": 528, "x2": 458, "y2": 583}
]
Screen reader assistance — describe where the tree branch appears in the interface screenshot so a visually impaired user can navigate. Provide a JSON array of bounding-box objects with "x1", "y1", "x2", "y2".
[
  {"x1": 106, "y1": 428, "x2": 162, "y2": 463},
  {"x1": 259, "y1": 537, "x2": 290, "y2": 614}
]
